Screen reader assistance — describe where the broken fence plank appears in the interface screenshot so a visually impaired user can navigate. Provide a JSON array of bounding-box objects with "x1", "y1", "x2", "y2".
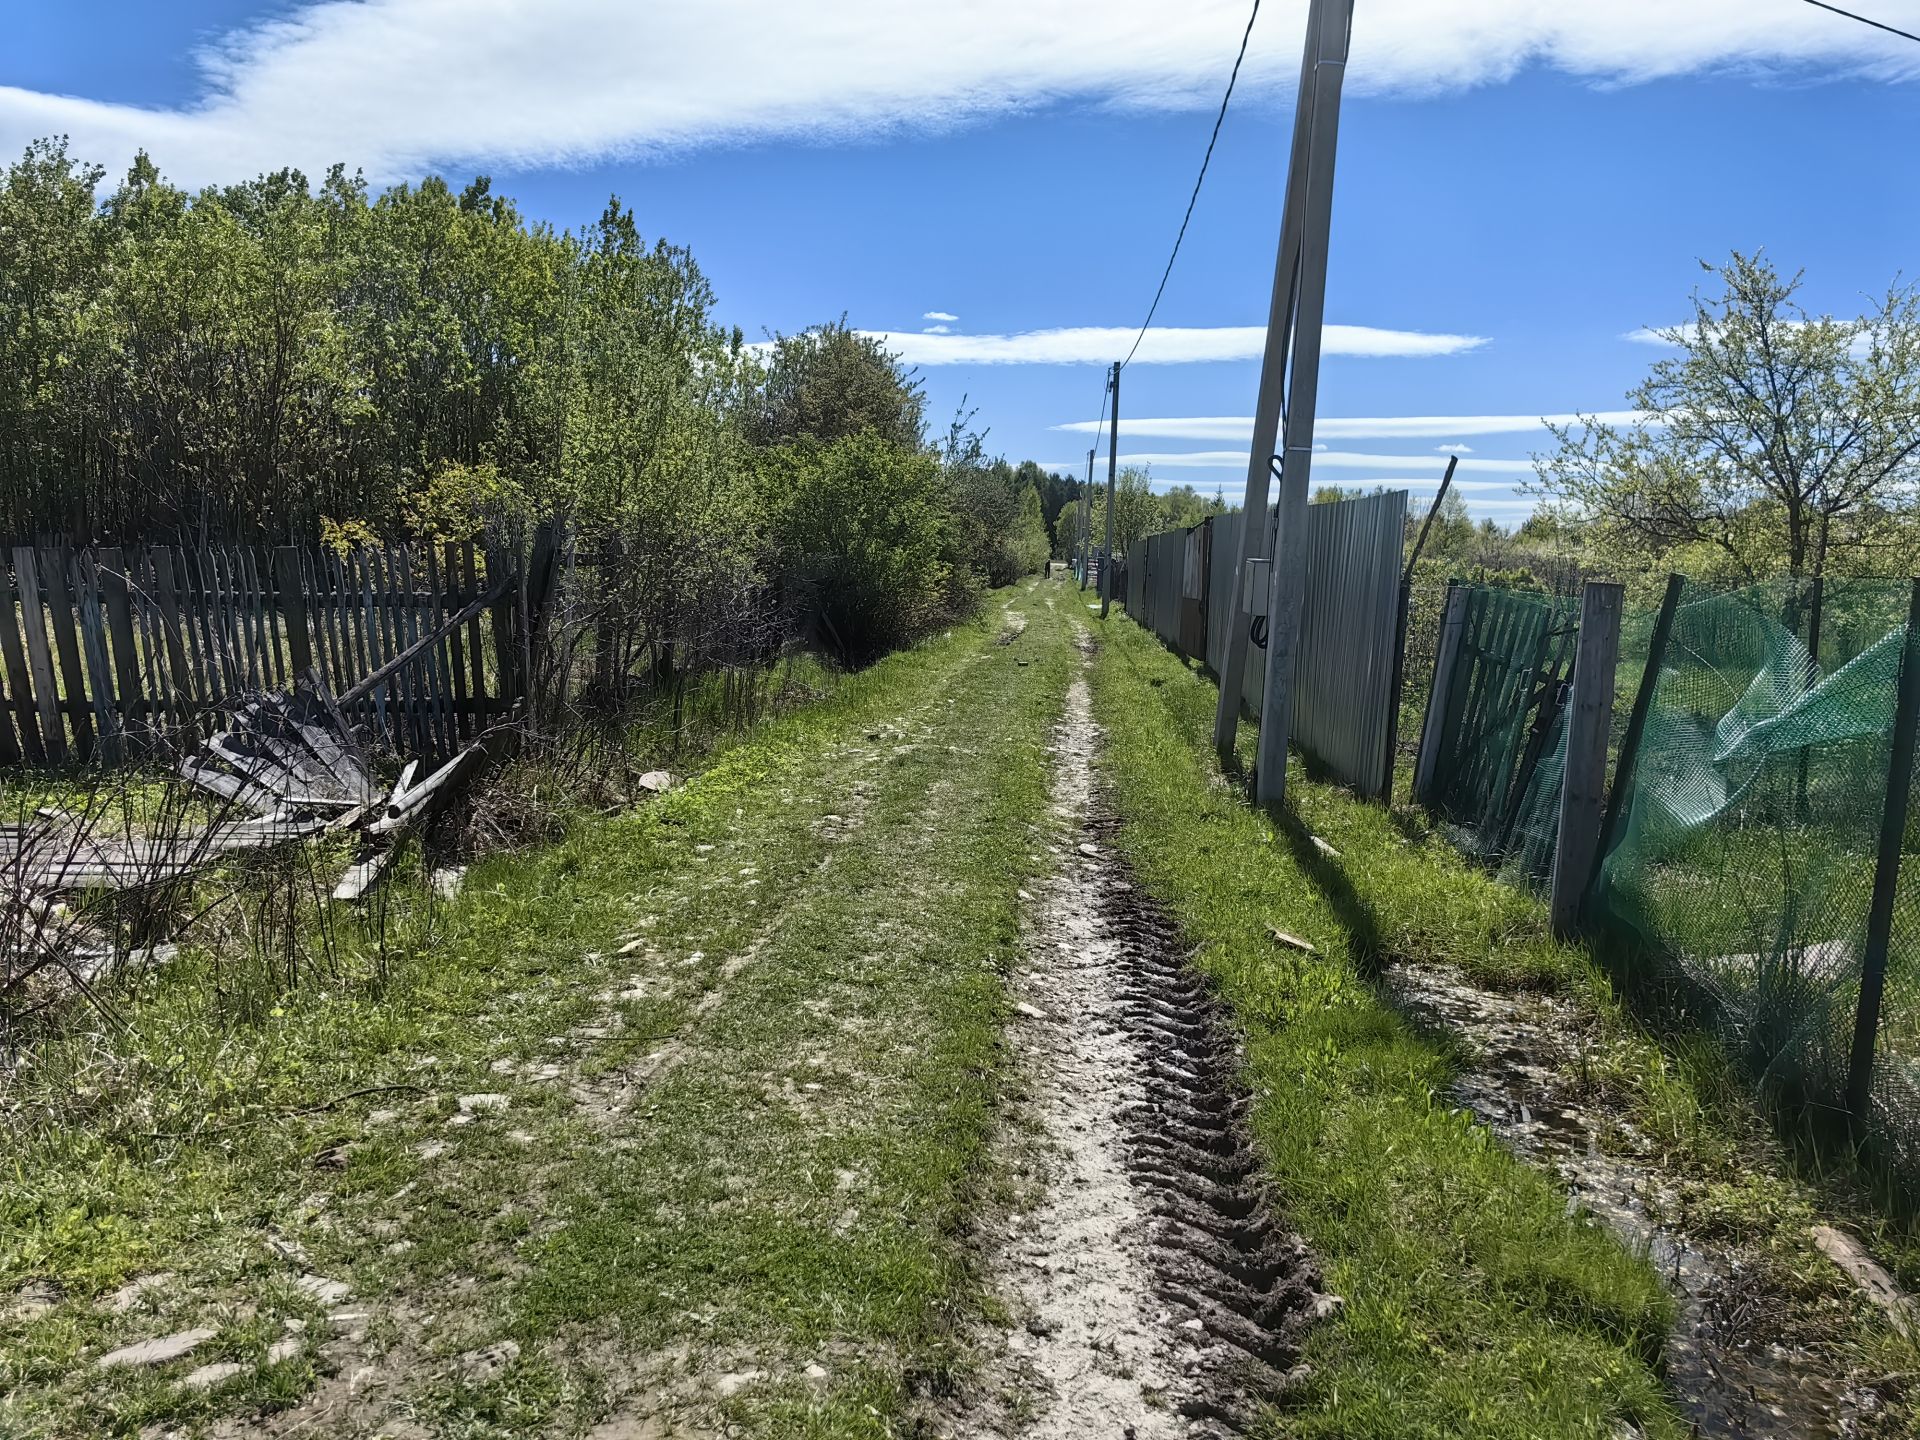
[{"x1": 332, "y1": 846, "x2": 398, "y2": 903}]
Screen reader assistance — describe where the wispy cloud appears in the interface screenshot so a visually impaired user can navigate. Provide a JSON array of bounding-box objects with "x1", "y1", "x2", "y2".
[
  {"x1": 1623, "y1": 325, "x2": 1692, "y2": 346},
  {"x1": 921, "y1": 323, "x2": 953, "y2": 334},
  {"x1": 4, "y1": 1, "x2": 1911, "y2": 186},
  {"x1": 923, "y1": 310, "x2": 959, "y2": 322},
  {"x1": 1051, "y1": 411, "x2": 1652, "y2": 439},
  {"x1": 1434, "y1": 442, "x2": 1474, "y2": 453},
  {"x1": 1042, "y1": 449, "x2": 1530, "y2": 484},
  {"x1": 866, "y1": 324, "x2": 1486, "y2": 366}
]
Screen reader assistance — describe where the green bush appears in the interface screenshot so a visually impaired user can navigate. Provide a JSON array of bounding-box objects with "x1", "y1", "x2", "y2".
[{"x1": 760, "y1": 433, "x2": 955, "y2": 666}]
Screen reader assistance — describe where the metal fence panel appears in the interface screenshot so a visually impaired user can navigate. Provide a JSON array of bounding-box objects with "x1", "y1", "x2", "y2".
[
  {"x1": 1119, "y1": 491, "x2": 1407, "y2": 797},
  {"x1": 1293, "y1": 488, "x2": 1408, "y2": 798}
]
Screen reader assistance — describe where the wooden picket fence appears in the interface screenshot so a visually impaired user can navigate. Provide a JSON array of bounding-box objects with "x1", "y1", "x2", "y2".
[{"x1": 0, "y1": 529, "x2": 559, "y2": 768}]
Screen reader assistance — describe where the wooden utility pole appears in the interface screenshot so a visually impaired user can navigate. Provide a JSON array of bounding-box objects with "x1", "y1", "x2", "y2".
[
  {"x1": 1213, "y1": 0, "x2": 1349, "y2": 763},
  {"x1": 1099, "y1": 361, "x2": 1121, "y2": 619},
  {"x1": 1080, "y1": 447, "x2": 1096, "y2": 591},
  {"x1": 1253, "y1": 0, "x2": 1354, "y2": 808}
]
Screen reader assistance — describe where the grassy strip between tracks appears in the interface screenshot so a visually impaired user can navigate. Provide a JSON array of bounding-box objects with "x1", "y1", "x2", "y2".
[
  {"x1": 1088, "y1": 612, "x2": 1690, "y2": 1440},
  {"x1": 1, "y1": 581, "x2": 1073, "y2": 1439}
]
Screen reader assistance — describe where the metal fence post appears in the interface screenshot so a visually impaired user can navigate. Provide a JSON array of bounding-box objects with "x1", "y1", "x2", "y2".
[
  {"x1": 1549, "y1": 581, "x2": 1623, "y2": 938},
  {"x1": 1381, "y1": 573, "x2": 1413, "y2": 802},
  {"x1": 1412, "y1": 580, "x2": 1465, "y2": 807},
  {"x1": 1846, "y1": 576, "x2": 1920, "y2": 1119}
]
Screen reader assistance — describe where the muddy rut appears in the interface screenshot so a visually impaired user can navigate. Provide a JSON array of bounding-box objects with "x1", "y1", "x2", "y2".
[
  {"x1": 1387, "y1": 960, "x2": 1906, "y2": 1439},
  {"x1": 951, "y1": 643, "x2": 1321, "y2": 1438}
]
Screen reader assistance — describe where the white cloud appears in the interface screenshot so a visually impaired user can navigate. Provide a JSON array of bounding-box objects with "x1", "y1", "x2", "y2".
[
  {"x1": 1434, "y1": 442, "x2": 1474, "y2": 453},
  {"x1": 3, "y1": 2, "x2": 1913, "y2": 186},
  {"x1": 1046, "y1": 449, "x2": 1530, "y2": 484},
  {"x1": 865, "y1": 324, "x2": 1486, "y2": 366},
  {"x1": 1626, "y1": 320, "x2": 1877, "y2": 359},
  {"x1": 923, "y1": 310, "x2": 959, "y2": 322},
  {"x1": 921, "y1": 323, "x2": 953, "y2": 334},
  {"x1": 1052, "y1": 411, "x2": 1653, "y2": 439},
  {"x1": 1624, "y1": 325, "x2": 1692, "y2": 346}
]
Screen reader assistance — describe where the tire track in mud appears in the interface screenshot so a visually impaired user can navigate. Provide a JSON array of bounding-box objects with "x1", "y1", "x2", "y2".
[{"x1": 953, "y1": 638, "x2": 1322, "y2": 1439}]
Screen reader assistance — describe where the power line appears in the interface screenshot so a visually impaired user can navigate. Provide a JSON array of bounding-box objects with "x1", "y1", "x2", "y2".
[
  {"x1": 1118, "y1": 0, "x2": 1264, "y2": 371},
  {"x1": 1802, "y1": 0, "x2": 1920, "y2": 45}
]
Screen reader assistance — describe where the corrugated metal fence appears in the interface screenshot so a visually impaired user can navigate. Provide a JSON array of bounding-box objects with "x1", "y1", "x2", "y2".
[{"x1": 1123, "y1": 489, "x2": 1408, "y2": 797}]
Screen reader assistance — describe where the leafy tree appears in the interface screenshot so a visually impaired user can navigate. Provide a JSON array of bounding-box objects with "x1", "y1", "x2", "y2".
[
  {"x1": 1160, "y1": 483, "x2": 1227, "y2": 531},
  {"x1": 746, "y1": 318, "x2": 924, "y2": 451},
  {"x1": 1530, "y1": 252, "x2": 1920, "y2": 582},
  {"x1": 1013, "y1": 459, "x2": 1079, "y2": 555},
  {"x1": 1087, "y1": 467, "x2": 1166, "y2": 558},
  {"x1": 759, "y1": 432, "x2": 951, "y2": 665}
]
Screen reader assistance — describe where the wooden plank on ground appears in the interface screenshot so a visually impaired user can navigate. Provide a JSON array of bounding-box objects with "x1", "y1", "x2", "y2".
[
  {"x1": 179, "y1": 756, "x2": 285, "y2": 817},
  {"x1": 333, "y1": 845, "x2": 398, "y2": 902}
]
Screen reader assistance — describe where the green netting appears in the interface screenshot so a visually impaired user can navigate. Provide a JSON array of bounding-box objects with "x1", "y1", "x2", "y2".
[
  {"x1": 1590, "y1": 579, "x2": 1920, "y2": 1167},
  {"x1": 1424, "y1": 585, "x2": 1580, "y2": 873}
]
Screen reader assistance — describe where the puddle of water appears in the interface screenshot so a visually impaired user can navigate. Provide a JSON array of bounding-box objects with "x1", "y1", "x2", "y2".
[{"x1": 1385, "y1": 961, "x2": 1883, "y2": 1440}]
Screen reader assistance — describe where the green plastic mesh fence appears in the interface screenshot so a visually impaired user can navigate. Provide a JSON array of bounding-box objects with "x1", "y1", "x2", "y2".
[
  {"x1": 1590, "y1": 578, "x2": 1920, "y2": 1163},
  {"x1": 1423, "y1": 585, "x2": 1581, "y2": 873}
]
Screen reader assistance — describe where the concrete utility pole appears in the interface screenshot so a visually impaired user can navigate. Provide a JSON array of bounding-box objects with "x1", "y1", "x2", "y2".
[
  {"x1": 1255, "y1": 0, "x2": 1354, "y2": 809},
  {"x1": 1212, "y1": 0, "x2": 1342, "y2": 763},
  {"x1": 1079, "y1": 447, "x2": 1096, "y2": 590},
  {"x1": 1099, "y1": 361, "x2": 1121, "y2": 619}
]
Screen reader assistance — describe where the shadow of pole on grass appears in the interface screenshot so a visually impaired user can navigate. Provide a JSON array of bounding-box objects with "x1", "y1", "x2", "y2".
[{"x1": 1268, "y1": 802, "x2": 1386, "y2": 979}]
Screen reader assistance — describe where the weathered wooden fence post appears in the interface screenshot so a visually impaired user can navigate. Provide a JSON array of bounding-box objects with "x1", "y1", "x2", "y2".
[
  {"x1": 275, "y1": 547, "x2": 313, "y2": 678},
  {"x1": 1846, "y1": 576, "x2": 1920, "y2": 1120},
  {"x1": 95, "y1": 546, "x2": 144, "y2": 739},
  {"x1": 1589, "y1": 573, "x2": 1684, "y2": 900},
  {"x1": 1548, "y1": 581, "x2": 1623, "y2": 938},
  {"x1": 0, "y1": 554, "x2": 47, "y2": 763},
  {"x1": 44, "y1": 548, "x2": 95, "y2": 761},
  {"x1": 13, "y1": 547, "x2": 67, "y2": 764},
  {"x1": 1412, "y1": 580, "x2": 1466, "y2": 808}
]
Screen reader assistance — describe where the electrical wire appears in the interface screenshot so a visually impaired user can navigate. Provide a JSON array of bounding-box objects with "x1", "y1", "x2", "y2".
[
  {"x1": 1118, "y1": 0, "x2": 1264, "y2": 371},
  {"x1": 1802, "y1": 0, "x2": 1920, "y2": 44}
]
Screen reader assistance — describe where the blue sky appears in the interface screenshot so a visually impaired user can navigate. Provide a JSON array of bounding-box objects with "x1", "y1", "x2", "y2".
[{"x1": 6, "y1": 1, "x2": 1918, "y2": 520}]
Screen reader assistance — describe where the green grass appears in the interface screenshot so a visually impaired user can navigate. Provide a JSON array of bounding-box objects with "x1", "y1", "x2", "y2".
[
  {"x1": 0, "y1": 579, "x2": 1076, "y2": 1438},
  {"x1": 1088, "y1": 610, "x2": 1765, "y2": 1440},
  {"x1": 1095, "y1": 592, "x2": 1920, "y2": 1438}
]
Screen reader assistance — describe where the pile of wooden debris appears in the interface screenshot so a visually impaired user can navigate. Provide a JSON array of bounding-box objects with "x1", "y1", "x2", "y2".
[
  {"x1": 2, "y1": 674, "x2": 490, "y2": 1006},
  {"x1": 175, "y1": 676, "x2": 486, "y2": 901}
]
